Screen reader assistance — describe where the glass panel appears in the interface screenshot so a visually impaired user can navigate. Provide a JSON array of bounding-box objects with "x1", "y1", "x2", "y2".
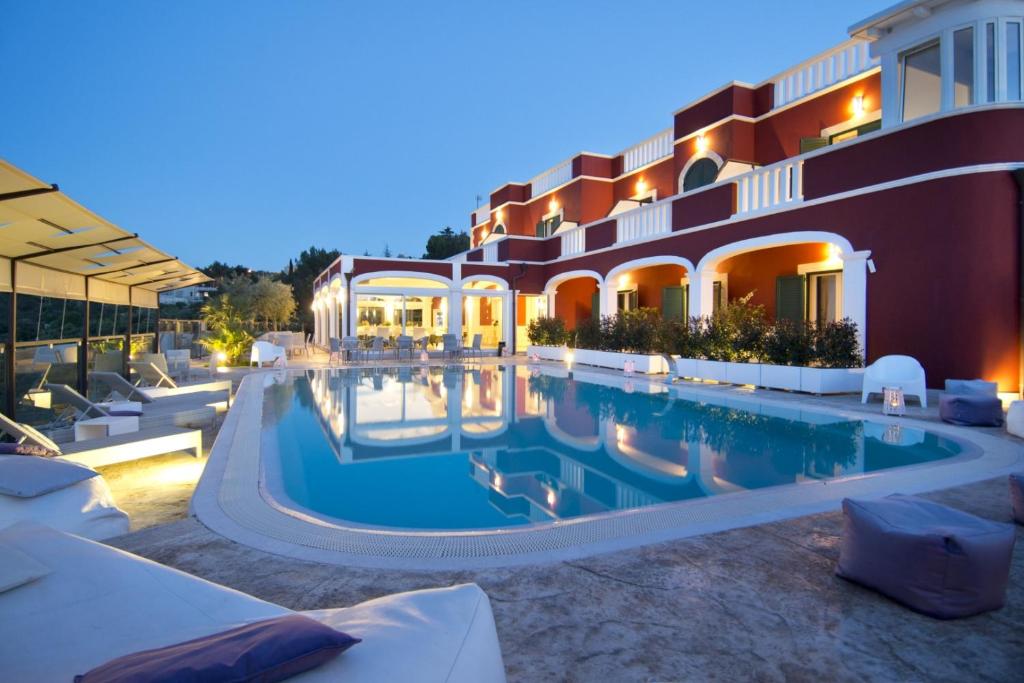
[
  {"x1": 986, "y1": 22, "x2": 996, "y2": 102},
  {"x1": 356, "y1": 294, "x2": 403, "y2": 341},
  {"x1": 901, "y1": 41, "x2": 941, "y2": 121},
  {"x1": 462, "y1": 295, "x2": 502, "y2": 348},
  {"x1": 814, "y1": 274, "x2": 840, "y2": 323},
  {"x1": 953, "y1": 27, "x2": 974, "y2": 107},
  {"x1": 14, "y1": 341, "x2": 83, "y2": 426},
  {"x1": 1009, "y1": 22, "x2": 1022, "y2": 100},
  {"x1": 86, "y1": 338, "x2": 123, "y2": 401}
]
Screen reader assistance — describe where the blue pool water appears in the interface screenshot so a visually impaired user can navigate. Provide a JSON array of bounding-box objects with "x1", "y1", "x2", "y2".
[{"x1": 263, "y1": 365, "x2": 964, "y2": 531}]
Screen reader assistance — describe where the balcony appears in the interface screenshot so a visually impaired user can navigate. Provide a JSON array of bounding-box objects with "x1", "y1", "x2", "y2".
[
  {"x1": 621, "y1": 128, "x2": 673, "y2": 174},
  {"x1": 735, "y1": 159, "x2": 803, "y2": 214},
  {"x1": 559, "y1": 227, "x2": 586, "y2": 257},
  {"x1": 529, "y1": 158, "x2": 573, "y2": 197},
  {"x1": 616, "y1": 201, "x2": 671, "y2": 244},
  {"x1": 773, "y1": 39, "x2": 878, "y2": 108}
]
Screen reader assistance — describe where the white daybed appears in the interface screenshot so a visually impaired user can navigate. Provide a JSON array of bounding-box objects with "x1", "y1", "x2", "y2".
[
  {"x1": 0, "y1": 479, "x2": 128, "y2": 541},
  {"x1": 0, "y1": 522, "x2": 507, "y2": 682}
]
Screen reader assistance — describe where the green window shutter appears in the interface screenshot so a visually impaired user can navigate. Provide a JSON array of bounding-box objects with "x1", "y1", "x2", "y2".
[
  {"x1": 800, "y1": 136, "x2": 828, "y2": 154},
  {"x1": 857, "y1": 119, "x2": 881, "y2": 136},
  {"x1": 591, "y1": 291, "x2": 600, "y2": 318},
  {"x1": 683, "y1": 284, "x2": 689, "y2": 319},
  {"x1": 662, "y1": 287, "x2": 685, "y2": 320},
  {"x1": 712, "y1": 281, "x2": 723, "y2": 315},
  {"x1": 535, "y1": 220, "x2": 545, "y2": 237},
  {"x1": 776, "y1": 275, "x2": 807, "y2": 322}
]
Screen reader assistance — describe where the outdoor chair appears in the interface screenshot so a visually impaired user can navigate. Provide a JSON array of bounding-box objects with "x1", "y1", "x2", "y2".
[
  {"x1": 341, "y1": 336, "x2": 361, "y2": 363},
  {"x1": 44, "y1": 382, "x2": 217, "y2": 431},
  {"x1": 89, "y1": 371, "x2": 231, "y2": 408},
  {"x1": 92, "y1": 350, "x2": 123, "y2": 374},
  {"x1": 129, "y1": 353, "x2": 177, "y2": 389},
  {"x1": 466, "y1": 333, "x2": 483, "y2": 359},
  {"x1": 250, "y1": 341, "x2": 287, "y2": 368},
  {"x1": 396, "y1": 335, "x2": 414, "y2": 361},
  {"x1": 368, "y1": 335, "x2": 387, "y2": 362},
  {"x1": 164, "y1": 349, "x2": 191, "y2": 382},
  {"x1": 861, "y1": 355, "x2": 927, "y2": 408},
  {"x1": 328, "y1": 337, "x2": 343, "y2": 365},
  {"x1": 442, "y1": 334, "x2": 463, "y2": 360}
]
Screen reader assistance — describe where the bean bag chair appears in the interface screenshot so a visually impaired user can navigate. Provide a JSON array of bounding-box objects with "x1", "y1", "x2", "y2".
[
  {"x1": 939, "y1": 393, "x2": 1003, "y2": 427},
  {"x1": 836, "y1": 495, "x2": 1015, "y2": 619}
]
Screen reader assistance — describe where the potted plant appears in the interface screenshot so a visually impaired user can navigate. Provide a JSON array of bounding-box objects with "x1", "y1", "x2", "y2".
[
  {"x1": 799, "y1": 318, "x2": 864, "y2": 394},
  {"x1": 525, "y1": 316, "x2": 568, "y2": 361}
]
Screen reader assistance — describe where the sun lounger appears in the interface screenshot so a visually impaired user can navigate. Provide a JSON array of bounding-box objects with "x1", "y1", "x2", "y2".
[
  {"x1": 128, "y1": 353, "x2": 179, "y2": 388},
  {"x1": 44, "y1": 383, "x2": 217, "y2": 432},
  {"x1": 0, "y1": 476, "x2": 128, "y2": 541},
  {"x1": 0, "y1": 522, "x2": 508, "y2": 682},
  {"x1": 0, "y1": 411, "x2": 202, "y2": 468},
  {"x1": 89, "y1": 371, "x2": 231, "y2": 407}
]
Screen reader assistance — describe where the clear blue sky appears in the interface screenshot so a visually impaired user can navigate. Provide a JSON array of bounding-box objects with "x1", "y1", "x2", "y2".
[{"x1": 1, "y1": 1, "x2": 890, "y2": 271}]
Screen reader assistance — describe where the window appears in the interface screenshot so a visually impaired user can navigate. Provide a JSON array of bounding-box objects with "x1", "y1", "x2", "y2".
[
  {"x1": 828, "y1": 119, "x2": 881, "y2": 144},
  {"x1": 535, "y1": 214, "x2": 561, "y2": 238},
  {"x1": 809, "y1": 271, "x2": 842, "y2": 323},
  {"x1": 682, "y1": 158, "x2": 719, "y2": 192},
  {"x1": 775, "y1": 275, "x2": 806, "y2": 322},
  {"x1": 986, "y1": 22, "x2": 997, "y2": 102},
  {"x1": 617, "y1": 289, "x2": 637, "y2": 312},
  {"x1": 661, "y1": 286, "x2": 687, "y2": 320},
  {"x1": 1009, "y1": 22, "x2": 1022, "y2": 100},
  {"x1": 901, "y1": 41, "x2": 941, "y2": 121},
  {"x1": 953, "y1": 27, "x2": 975, "y2": 107},
  {"x1": 492, "y1": 224, "x2": 505, "y2": 235}
]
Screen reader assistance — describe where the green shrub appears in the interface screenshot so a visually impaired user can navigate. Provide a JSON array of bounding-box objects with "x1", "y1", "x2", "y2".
[
  {"x1": 763, "y1": 319, "x2": 814, "y2": 366},
  {"x1": 813, "y1": 318, "x2": 862, "y2": 368},
  {"x1": 527, "y1": 316, "x2": 568, "y2": 346},
  {"x1": 724, "y1": 293, "x2": 767, "y2": 362},
  {"x1": 573, "y1": 316, "x2": 602, "y2": 350}
]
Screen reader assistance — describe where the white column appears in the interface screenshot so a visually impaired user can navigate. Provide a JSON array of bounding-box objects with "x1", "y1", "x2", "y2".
[
  {"x1": 598, "y1": 283, "x2": 617, "y2": 318},
  {"x1": 502, "y1": 293, "x2": 514, "y2": 353},
  {"x1": 328, "y1": 293, "x2": 339, "y2": 341},
  {"x1": 314, "y1": 303, "x2": 323, "y2": 345},
  {"x1": 689, "y1": 271, "x2": 717, "y2": 318},
  {"x1": 448, "y1": 289, "x2": 463, "y2": 337},
  {"x1": 840, "y1": 250, "x2": 870, "y2": 358},
  {"x1": 544, "y1": 291, "x2": 556, "y2": 318}
]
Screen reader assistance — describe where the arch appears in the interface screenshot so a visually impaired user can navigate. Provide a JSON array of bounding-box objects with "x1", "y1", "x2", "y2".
[
  {"x1": 329, "y1": 273, "x2": 344, "y2": 289},
  {"x1": 542, "y1": 269, "x2": 604, "y2": 294},
  {"x1": 678, "y1": 150, "x2": 724, "y2": 192},
  {"x1": 460, "y1": 274, "x2": 509, "y2": 290},
  {"x1": 605, "y1": 255, "x2": 695, "y2": 284},
  {"x1": 351, "y1": 270, "x2": 454, "y2": 288},
  {"x1": 492, "y1": 224, "x2": 506, "y2": 234},
  {"x1": 695, "y1": 231, "x2": 856, "y2": 274}
]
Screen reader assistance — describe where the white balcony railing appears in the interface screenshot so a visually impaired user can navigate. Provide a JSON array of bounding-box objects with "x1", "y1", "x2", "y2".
[
  {"x1": 482, "y1": 242, "x2": 499, "y2": 262},
  {"x1": 616, "y1": 201, "x2": 671, "y2": 244},
  {"x1": 560, "y1": 227, "x2": 586, "y2": 256},
  {"x1": 473, "y1": 203, "x2": 490, "y2": 226},
  {"x1": 529, "y1": 158, "x2": 573, "y2": 197},
  {"x1": 735, "y1": 159, "x2": 803, "y2": 214},
  {"x1": 773, "y1": 39, "x2": 878, "y2": 108},
  {"x1": 621, "y1": 128, "x2": 673, "y2": 174}
]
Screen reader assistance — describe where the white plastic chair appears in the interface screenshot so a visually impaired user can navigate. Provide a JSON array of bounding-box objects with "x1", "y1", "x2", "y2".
[
  {"x1": 249, "y1": 341, "x2": 287, "y2": 368},
  {"x1": 861, "y1": 355, "x2": 928, "y2": 408}
]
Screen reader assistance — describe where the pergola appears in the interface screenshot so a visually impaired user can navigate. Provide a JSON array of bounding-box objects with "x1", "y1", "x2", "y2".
[{"x1": 0, "y1": 159, "x2": 209, "y2": 417}]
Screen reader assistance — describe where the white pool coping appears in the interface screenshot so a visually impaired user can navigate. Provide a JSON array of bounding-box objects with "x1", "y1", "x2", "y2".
[{"x1": 190, "y1": 364, "x2": 1024, "y2": 570}]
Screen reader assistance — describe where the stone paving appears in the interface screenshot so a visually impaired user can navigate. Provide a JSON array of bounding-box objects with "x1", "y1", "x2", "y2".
[{"x1": 100, "y1": 357, "x2": 1024, "y2": 681}]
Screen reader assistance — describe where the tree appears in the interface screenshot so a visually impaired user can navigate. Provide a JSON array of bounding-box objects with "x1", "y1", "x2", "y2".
[
  {"x1": 423, "y1": 226, "x2": 470, "y2": 260},
  {"x1": 280, "y1": 246, "x2": 341, "y2": 333},
  {"x1": 250, "y1": 277, "x2": 296, "y2": 330},
  {"x1": 383, "y1": 244, "x2": 392, "y2": 258},
  {"x1": 200, "y1": 261, "x2": 250, "y2": 285}
]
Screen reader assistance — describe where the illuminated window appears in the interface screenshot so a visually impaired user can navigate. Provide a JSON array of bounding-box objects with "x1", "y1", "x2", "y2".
[{"x1": 901, "y1": 40, "x2": 941, "y2": 121}]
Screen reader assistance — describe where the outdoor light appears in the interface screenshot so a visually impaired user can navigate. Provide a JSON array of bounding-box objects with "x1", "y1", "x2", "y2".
[
  {"x1": 635, "y1": 178, "x2": 647, "y2": 196},
  {"x1": 495, "y1": 208, "x2": 503, "y2": 222},
  {"x1": 695, "y1": 134, "x2": 709, "y2": 154},
  {"x1": 618, "y1": 274, "x2": 629, "y2": 288},
  {"x1": 216, "y1": 351, "x2": 227, "y2": 363},
  {"x1": 548, "y1": 197, "x2": 559, "y2": 213},
  {"x1": 883, "y1": 386, "x2": 906, "y2": 416},
  {"x1": 493, "y1": 472, "x2": 503, "y2": 490},
  {"x1": 882, "y1": 423, "x2": 903, "y2": 445},
  {"x1": 851, "y1": 94, "x2": 865, "y2": 118}
]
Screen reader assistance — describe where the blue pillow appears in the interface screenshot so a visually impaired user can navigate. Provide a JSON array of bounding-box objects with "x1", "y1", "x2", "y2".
[{"x1": 74, "y1": 614, "x2": 360, "y2": 683}]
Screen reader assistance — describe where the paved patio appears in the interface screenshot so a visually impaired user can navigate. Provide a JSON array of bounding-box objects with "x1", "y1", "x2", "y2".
[{"x1": 99, "y1": 357, "x2": 1024, "y2": 681}]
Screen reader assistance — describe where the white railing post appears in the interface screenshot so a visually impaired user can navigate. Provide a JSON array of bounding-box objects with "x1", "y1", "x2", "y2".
[
  {"x1": 733, "y1": 159, "x2": 806, "y2": 215},
  {"x1": 772, "y1": 38, "x2": 879, "y2": 108}
]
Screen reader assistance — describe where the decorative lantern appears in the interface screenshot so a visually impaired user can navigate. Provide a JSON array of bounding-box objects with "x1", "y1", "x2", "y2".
[
  {"x1": 624, "y1": 380, "x2": 635, "y2": 394},
  {"x1": 883, "y1": 386, "x2": 905, "y2": 416},
  {"x1": 530, "y1": 352, "x2": 540, "y2": 362},
  {"x1": 624, "y1": 360, "x2": 635, "y2": 375},
  {"x1": 882, "y1": 423, "x2": 903, "y2": 445},
  {"x1": 420, "y1": 350, "x2": 429, "y2": 362}
]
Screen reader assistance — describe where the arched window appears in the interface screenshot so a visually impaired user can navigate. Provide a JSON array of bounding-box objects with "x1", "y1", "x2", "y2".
[
  {"x1": 682, "y1": 157, "x2": 719, "y2": 192},
  {"x1": 492, "y1": 224, "x2": 506, "y2": 234}
]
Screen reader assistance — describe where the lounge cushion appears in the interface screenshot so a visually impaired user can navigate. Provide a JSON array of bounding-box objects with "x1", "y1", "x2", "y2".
[
  {"x1": 75, "y1": 615, "x2": 359, "y2": 683},
  {"x1": 836, "y1": 495, "x2": 1015, "y2": 618},
  {"x1": 1008, "y1": 401, "x2": 1024, "y2": 438},
  {"x1": 0, "y1": 523, "x2": 507, "y2": 683},
  {"x1": 0, "y1": 542, "x2": 50, "y2": 593},
  {"x1": 944, "y1": 379, "x2": 998, "y2": 397},
  {"x1": 0, "y1": 478, "x2": 129, "y2": 541},
  {"x1": 1011, "y1": 473, "x2": 1024, "y2": 525},
  {"x1": 0, "y1": 455, "x2": 97, "y2": 498},
  {"x1": 938, "y1": 393, "x2": 1003, "y2": 427}
]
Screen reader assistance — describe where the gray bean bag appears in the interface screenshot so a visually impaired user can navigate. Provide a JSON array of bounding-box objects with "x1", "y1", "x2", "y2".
[
  {"x1": 836, "y1": 495, "x2": 1015, "y2": 619},
  {"x1": 1011, "y1": 473, "x2": 1024, "y2": 525},
  {"x1": 939, "y1": 393, "x2": 1003, "y2": 427}
]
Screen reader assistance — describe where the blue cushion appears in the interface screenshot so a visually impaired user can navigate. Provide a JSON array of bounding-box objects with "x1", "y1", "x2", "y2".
[
  {"x1": 939, "y1": 393, "x2": 1003, "y2": 427},
  {"x1": 74, "y1": 614, "x2": 359, "y2": 683},
  {"x1": 944, "y1": 379, "x2": 998, "y2": 397}
]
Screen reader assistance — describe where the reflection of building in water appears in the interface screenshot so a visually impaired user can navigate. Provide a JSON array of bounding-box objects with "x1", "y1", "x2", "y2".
[{"x1": 307, "y1": 366, "x2": 879, "y2": 525}]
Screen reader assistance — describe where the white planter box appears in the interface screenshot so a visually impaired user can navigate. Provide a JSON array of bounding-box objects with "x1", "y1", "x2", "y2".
[
  {"x1": 526, "y1": 345, "x2": 566, "y2": 362},
  {"x1": 725, "y1": 362, "x2": 761, "y2": 386},
  {"x1": 671, "y1": 355, "x2": 699, "y2": 379},
  {"x1": 695, "y1": 360, "x2": 729, "y2": 382},
  {"x1": 800, "y1": 367, "x2": 864, "y2": 394},
  {"x1": 572, "y1": 349, "x2": 669, "y2": 374},
  {"x1": 760, "y1": 364, "x2": 802, "y2": 391}
]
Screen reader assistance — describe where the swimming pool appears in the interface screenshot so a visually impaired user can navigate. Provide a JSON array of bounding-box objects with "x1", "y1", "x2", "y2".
[{"x1": 261, "y1": 365, "x2": 966, "y2": 531}]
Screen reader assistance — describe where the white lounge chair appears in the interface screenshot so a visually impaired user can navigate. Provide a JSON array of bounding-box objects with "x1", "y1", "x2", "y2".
[
  {"x1": 45, "y1": 383, "x2": 217, "y2": 431},
  {"x1": 861, "y1": 354, "x2": 928, "y2": 408},
  {"x1": 0, "y1": 522, "x2": 508, "y2": 682},
  {"x1": 0, "y1": 411, "x2": 202, "y2": 469},
  {"x1": 90, "y1": 371, "x2": 231, "y2": 407},
  {"x1": 0, "y1": 474, "x2": 128, "y2": 541},
  {"x1": 250, "y1": 341, "x2": 287, "y2": 367}
]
